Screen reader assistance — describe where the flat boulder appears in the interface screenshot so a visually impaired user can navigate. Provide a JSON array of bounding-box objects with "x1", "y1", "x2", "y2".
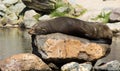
[{"x1": 32, "y1": 33, "x2": 110, "y2": 63}]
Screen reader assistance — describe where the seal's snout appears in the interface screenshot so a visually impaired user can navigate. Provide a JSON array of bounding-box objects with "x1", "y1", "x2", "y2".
[{"x1": 28, "y1": 28, "x2": 35, "y2": 35}]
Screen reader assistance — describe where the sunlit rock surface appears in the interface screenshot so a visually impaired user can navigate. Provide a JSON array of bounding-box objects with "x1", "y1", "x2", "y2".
[
  {"x1": 0, "y1": 53, "x2": 52, "y2": 71},
  {"x1": 94, "y1": 60, "x2": 120, "y2": 71},
  {"x1": 109, "y1": 8, "x2": 120, "y2": 22},
  {"x1": 107, "y1": 22, "x2": 120, "y2": 32},
  {"x1": 32, "y1": 33, "x2": 110, "y2": 63},
  {"x1": 61, "y1": 62, "x2": 92, "y2": 71}
]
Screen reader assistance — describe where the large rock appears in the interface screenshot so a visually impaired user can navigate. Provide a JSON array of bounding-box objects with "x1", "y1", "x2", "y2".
[
  {"x1": 0, "y1": 53, "x2": 52, "y2": 71},
  {"x1": 22, "y1": 0, "x2": 56, "y2": 13},
  {"x1": 61, "y1": 62, "x2": 92, "y2": 71},
  {"x1": 32, "y1": 33, "x2": 110, "y2": 63}
]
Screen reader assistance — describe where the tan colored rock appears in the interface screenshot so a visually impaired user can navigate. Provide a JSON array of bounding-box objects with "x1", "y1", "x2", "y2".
[
  {"x1": 33, "y1": 33, "x2": 110, "y2": 62},
  {"x1": 0, "y1": 53, "x2": 52, "y2": 71},
  {"x1": 44, "y1": 39, "x2": 105, "y2": 60}
]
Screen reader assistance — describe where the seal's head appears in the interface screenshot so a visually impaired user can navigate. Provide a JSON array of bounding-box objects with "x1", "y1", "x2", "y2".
[
  {"x1": 28, "y1": 23, "x2": 47, "y2": 35},
  {"x1": 100, "y1": 24, "x2": 113, "y2": 39},
  {"x1": 96, "y1": 24, "x2": 113, "y2": 44}
]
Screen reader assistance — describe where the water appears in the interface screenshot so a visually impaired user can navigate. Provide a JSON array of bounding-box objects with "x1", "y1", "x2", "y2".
[
  {"x1": 103, "y1": 36, "x2": 120, "y2": 61},
  {"x1": 0, "y1": 28, "x2": 32, "y2": 60},
  {"x1": 95, "y1": 35, "x2": 120, "y2": 65}
]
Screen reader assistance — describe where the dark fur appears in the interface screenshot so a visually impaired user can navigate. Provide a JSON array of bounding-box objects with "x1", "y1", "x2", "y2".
[{"x1": 28, "y1": 17, "x2": 113, "y2": 44}]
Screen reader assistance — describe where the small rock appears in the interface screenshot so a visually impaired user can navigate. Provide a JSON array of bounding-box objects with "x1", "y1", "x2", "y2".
[
  {"x1": 39, "y1": 15, "x2": 52, "y2": 21},
  {"x1": 48, "y1": 63, "x2": 59, "y2": 70},
  {"x1": 56, "y1": 6, "x2": 69, "y2": 13},
  {"x1": 6, "y1": 12, "x2": 18, "y2": 21},
  {"x1": 4, "y1": 12, "x2": 18, "y2": 25},
  {"x1": 107, "y1": 22, "x2": 120, "y2": 32},
  {"x1": 23, "y1": 10, "x2": 39, "y2": 28},
  {"x1": 94, "y1": 60, "x2": 120, "y2": 71},
  {"x1": 2, "y1": 0, "x2": 18, "y2": 6},
  {"x1": 61, "y1": 62, "x2": 92, "y2": 71},
  {"x1": 109, "y1": 8, "x2": 120, "y2": 22},
  {"x1": 9, "y1": 2, "x2": 26, "y2": 16},
  {"x1": 0, "y1": 3, "x2": 7, "y2": 17},
  {"x1": 5, "y1": 24, "x2": 13, "y2": 27},
  {"x1": 79, "y1": 62, "x2": 92, "y2": 71},
  {"x1": 69, "y1": 5, "x2": 87, "y2": 17},
  {"x1": 13, "y1": 25, "x2": 19, "y2": 28},
  {"x1": 0, "y1": 3, "x2": 7, "y2": 12},
  {"x1": 0, "y1": 12, "x2": 5, "y2": 17},
  {"x1": 0, "y1": 23, "x2": 2, "y2": 27},
  {"x1": 0, "y1": 17, "x2": 11, "y2": 26},
  {"x1": 0, "y1": 53, "x2": 52, "y2": 71},
  {"x1": 61, "y1": 62, "x2": 80, "y2": 71}
]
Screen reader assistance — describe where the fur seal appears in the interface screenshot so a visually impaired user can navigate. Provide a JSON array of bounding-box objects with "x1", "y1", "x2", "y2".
[{"x1": 28, "y1": 17, "x2": 113, "y2": 44}]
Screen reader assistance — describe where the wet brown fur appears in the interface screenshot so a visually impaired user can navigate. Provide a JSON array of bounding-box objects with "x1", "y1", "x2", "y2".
[{"x1": 28, "y1": 17, "x2": 113, "y2": 44}]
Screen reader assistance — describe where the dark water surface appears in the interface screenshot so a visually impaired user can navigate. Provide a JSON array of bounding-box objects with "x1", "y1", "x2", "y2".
[{"x1": 0, "y1": 28, "x2": 32, "y2": 60}]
